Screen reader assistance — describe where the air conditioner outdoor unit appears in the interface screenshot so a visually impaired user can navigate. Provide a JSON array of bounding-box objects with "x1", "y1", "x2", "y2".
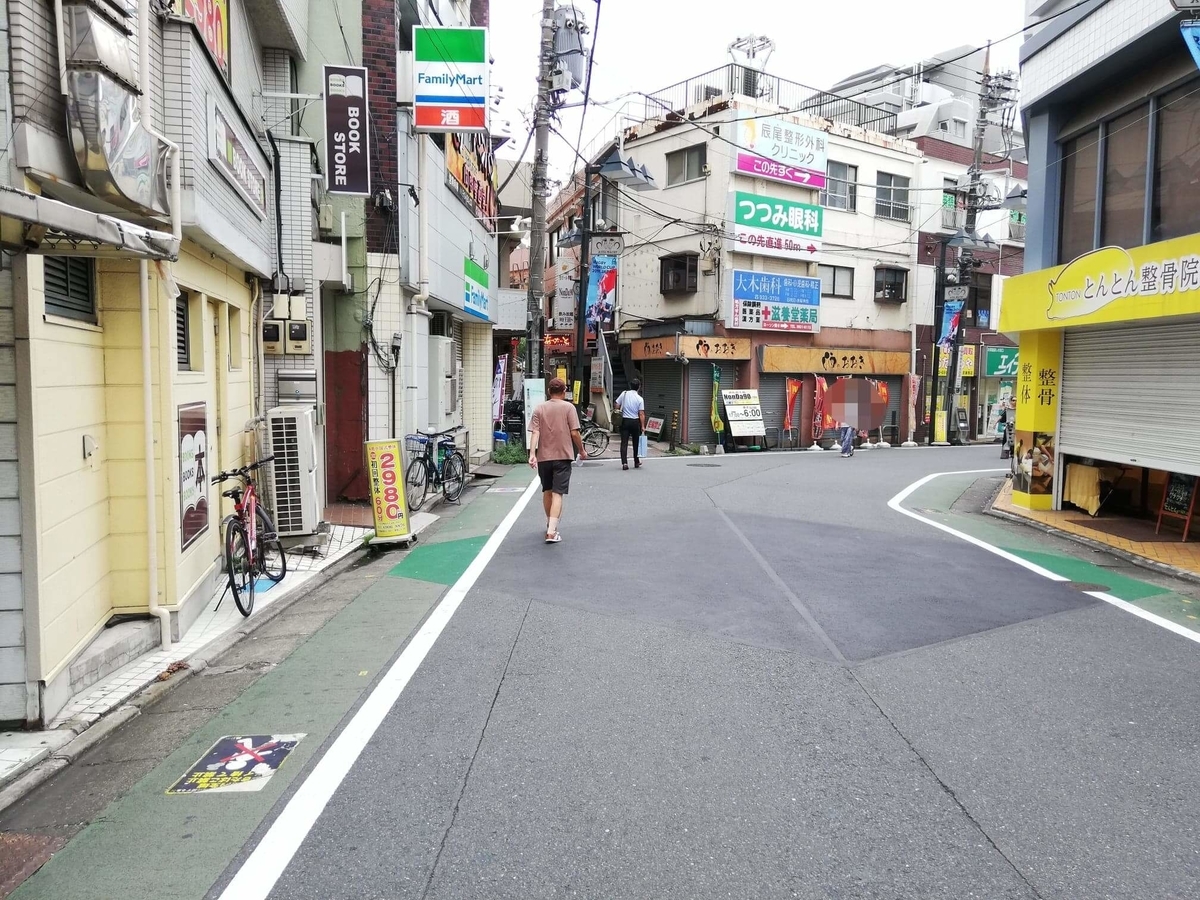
[
  {"x1": 692, "y1": 84, "x2": 722, "y2": 105},
  {"x1": 429, "y1": 335, "x2": 456, "y2": 426},
  {"x1": 267, "y1": 405, "x2": 320, "y2": 536}
]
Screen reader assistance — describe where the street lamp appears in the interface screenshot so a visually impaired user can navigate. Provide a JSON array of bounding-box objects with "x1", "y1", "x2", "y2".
[{"x1": 929, "y1": 228, "x2": 996, "y2": 446}]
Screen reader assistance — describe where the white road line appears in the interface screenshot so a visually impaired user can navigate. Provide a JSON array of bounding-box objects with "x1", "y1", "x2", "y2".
[
  {"x1": 218, "y1": 476, "x2": 542, "y2": 900},
  {"x1": 890, "y1": 469, "x2": 1200, "y2": 647}
]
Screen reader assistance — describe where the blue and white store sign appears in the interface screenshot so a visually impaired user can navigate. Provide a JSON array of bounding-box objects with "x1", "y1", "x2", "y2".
[
  {"x1": 463, "y1": 257, "x2": 491, "y2": 321},
  {"x1": 728, "y1": 270, "x2": 821, "y2": 333}
]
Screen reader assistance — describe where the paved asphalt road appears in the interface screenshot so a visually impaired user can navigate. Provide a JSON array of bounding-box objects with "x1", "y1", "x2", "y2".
[{"x1": 243, "y1": 448, "x2": 1197, "y2": 899}]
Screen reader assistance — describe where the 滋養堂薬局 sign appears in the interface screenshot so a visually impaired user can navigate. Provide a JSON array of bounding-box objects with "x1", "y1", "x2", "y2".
[{"x1": 413, "y1": 27, "x2": 489, "y2": 133}]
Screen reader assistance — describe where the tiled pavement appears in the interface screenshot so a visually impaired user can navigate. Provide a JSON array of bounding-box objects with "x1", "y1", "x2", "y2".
[
  {"x1": 0, "y1": 523, "x2": 371, "y2": 792},
  {"x1": 993, "y1": 480, "x2": 1200, "y2": 578}
]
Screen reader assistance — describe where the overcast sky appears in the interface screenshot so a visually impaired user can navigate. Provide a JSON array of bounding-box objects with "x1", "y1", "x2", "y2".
[{"x1": 491, "y1": 0, "x2": 1025, "y2": 182}]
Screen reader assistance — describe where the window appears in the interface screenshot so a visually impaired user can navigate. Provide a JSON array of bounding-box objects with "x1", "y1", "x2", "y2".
[
  {"x1": 818, "y1": 264, "x2": 854, "y2": 298},
  {"x1": 666, "y1": 143, "x2": 706, "y2": 186},
  {"x1": 820, "y1": 161, "x2": 857, "y2": 211},
  {"x1": 548, "y1": 228, "x2": 559, "y2": 265},
  {"x1": 875, "y1": 172, "x2": 910, "y2": 221},
  {"x1": 1153, "y1": 81, "x2": 1200, "y2": 243},
  {"x1": 966, "y1": 272, "x2": 993, "y2": 328},
  {"x1": 660, "y1": 254, "x2": 699, "y2": 294},
  {"x1": 228, "y1": 306, "x2": 243, "y2": 370},
  {"x1": 942, "y1": 178, "x2": 965, "y2": 229},
  {"x1": 176, "y1": 292, "x2": 190, "y2": 370},
  {"x1": 1059, "y1": 128, "x2": 1099, "y2": 263},
  {"x1": 43, "y1": 257, "x2": 95, "y2": 322},
  {"x1": 874, "y1": 267, "x2": 907, "y2": 302},
  {"x1": 1101, "y1": 104, "x2": 1149, "y2": 248},
  {"x1": 597, "y1": 179, "x2": 619, "y2": 229}
]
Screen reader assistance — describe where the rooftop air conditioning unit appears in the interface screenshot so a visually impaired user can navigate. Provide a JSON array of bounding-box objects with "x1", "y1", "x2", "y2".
[
  {"x1": 692, "y1": 84, "x2": 722, "y2": 105},
  {"x1": 267, "y1": 406, "x2": 320, "y2": 536}
]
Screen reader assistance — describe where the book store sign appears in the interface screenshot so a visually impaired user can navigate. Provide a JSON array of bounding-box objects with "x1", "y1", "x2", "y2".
[{"x1": 209, "y1": 98, "x2": 267, "y2": 216}]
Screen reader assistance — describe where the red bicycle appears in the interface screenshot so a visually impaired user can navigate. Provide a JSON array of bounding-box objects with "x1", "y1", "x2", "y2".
[{"x1": 211, "y1": 456, "x2": 286, "y2": 616}]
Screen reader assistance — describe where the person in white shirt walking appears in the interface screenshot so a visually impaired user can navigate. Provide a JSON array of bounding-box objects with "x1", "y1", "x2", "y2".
[{"x1": 614, "y1": 379, "x2": 646, "y2": 470}]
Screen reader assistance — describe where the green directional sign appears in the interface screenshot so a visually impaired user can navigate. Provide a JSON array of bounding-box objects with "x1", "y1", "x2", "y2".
[{"x1": 984, "y1": 346, "x2": 1019, "y2": 377}]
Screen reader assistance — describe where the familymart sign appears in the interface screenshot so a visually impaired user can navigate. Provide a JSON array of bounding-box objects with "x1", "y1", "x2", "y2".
[{"x1": 413, "y1": 27, "x2": 489, "y2": 133}]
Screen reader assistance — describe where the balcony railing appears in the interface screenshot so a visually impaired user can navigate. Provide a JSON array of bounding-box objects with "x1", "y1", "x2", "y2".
[
  {"x1": 1008, "y1": 220, "x2": 1026, "y2": 242},
  {"x1": 942, "y1": 206, "x2": 966, "y2": 230},
  {"x1": 640, "y1": 65, "x2": 897, "y2": 134}
]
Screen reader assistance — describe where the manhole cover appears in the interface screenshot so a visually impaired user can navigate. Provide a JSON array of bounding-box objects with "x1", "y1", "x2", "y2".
[
  {"x1": 687, "y1": 463, "x2": 722, "y2": 468},
  {"x1": 1066, "y1": 582, "x2": 1109, "y2": 592}
]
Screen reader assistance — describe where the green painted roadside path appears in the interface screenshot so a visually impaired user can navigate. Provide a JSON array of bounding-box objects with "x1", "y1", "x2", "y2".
[
  {"x1": 904, "y1": 473, "x2": 1200, "y2": 637},
  {"x1": 7, "y1": 469, "x2": 537, "y2": 900}
]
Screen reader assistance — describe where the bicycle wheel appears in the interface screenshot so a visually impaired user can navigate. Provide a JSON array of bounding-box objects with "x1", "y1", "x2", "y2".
[
  {"x1": 255, "y1": 506, "x2": 287, "y2": 583},
  {"x1": 224, "y1": 519, "x2": 255, "y2": 617},
  {"x1": 582, "y1": 426, "x2": 609, "y2": 457},
  {"x1": 406, "y1": 456, "x2": 430, "y2": 511},
  {"x1": 442, "y1": 452, "x2": 466, "y2": 502}
]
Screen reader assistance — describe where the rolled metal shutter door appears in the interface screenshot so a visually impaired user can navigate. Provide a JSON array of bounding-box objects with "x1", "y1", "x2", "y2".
[
  {"x1": 758, "y1": 374, "x2": 788, "y2": 447},
  {"x1": 640, "y1": 360, "x2": 682, "y2": 433},
  {"x1": 1061, "y1": 321, "x2": 1200, "y2": 476},
  {"x1": 881, "y1": 375, "x2": 903, "y2": 441},
  {"x1": 688, "y1": 362, "x2": 736, "y2": 446}
]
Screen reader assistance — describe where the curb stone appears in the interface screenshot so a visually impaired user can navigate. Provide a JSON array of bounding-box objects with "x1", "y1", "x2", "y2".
[{"x1": 985, "y1": 480, "x2": 1200, "y2": 589}]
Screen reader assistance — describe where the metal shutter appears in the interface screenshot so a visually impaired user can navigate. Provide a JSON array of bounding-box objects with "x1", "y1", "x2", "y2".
[
  {"x1": 1061, "y1": 321, "x2": 1200, "y2": 476},
  {"x1": 687, "y1": 362, "x2": 736, "y2": 446},
  {"x1": 640, "y1": 360, "x2": 683, "y2": 434},
  {"x1": 44, "y1": 257, "x2": 95, "y2": 322},
  {"x1": 880, "y1": 375, "x2": 902, "y2": 441},
  {"x1": 758, "y1": 374, "x2": 788, "y2": 447}
]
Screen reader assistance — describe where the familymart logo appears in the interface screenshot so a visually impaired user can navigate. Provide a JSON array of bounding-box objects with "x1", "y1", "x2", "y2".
[{"x1": 413, "y1": 26, "x2": 489, "y2": 133}]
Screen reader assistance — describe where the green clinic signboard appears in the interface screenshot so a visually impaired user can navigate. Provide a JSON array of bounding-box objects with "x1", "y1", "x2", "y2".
[
  {"x1": 984, "y1": 346, "x2": 1019, "y2": 377},
  {"x1": 731, "y1": 191, "x2": 822, "y2": 263}
]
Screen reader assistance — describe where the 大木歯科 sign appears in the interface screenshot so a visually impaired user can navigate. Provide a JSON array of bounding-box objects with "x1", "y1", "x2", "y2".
[
  {"x1": 324, "y1": 65, "x2": 371, "y2": 196},
  {"x1": 413, "y1": 27, "x2": 489, "y2": 133},
  {"x1": 728, "y1": 269, "x2": 821, "y2": 333}
]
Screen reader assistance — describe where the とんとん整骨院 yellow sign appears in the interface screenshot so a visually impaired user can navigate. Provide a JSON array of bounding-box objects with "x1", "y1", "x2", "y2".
[{"x1": 1000, "y1": 233, "x2": 1200, "y2": 333}]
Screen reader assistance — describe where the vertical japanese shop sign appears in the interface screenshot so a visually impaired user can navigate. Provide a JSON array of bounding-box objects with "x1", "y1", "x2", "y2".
[
  {"x1": 413, "y1": 27, "x2": 489, "y2": 132},
  {"x1": 324, "y1": 65, "x2": 371, "y2": 196},
  {"x1": 179, "y1": 402, "x2": 209, "y2": 551},
  {"x1": 183, "y1": 0, "x2": 230, "y2": 80},
  {"x1": 365, "y1": 440, "x2": 410, "y2": 541},
  {"x1": 734, "y1": 116, "x2": 828, "y2": 189},
  {"x1": 447, "y1": 132, "x2": 499, "y2": 231}
]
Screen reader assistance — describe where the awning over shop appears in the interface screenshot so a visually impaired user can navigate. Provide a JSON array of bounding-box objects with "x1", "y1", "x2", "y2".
[
  {"x1": 759, "y1": 344, "x2": 909, "y2": 375},
  {"x1": 0, "y1": 185, "x2": 179, "y2": 261}
]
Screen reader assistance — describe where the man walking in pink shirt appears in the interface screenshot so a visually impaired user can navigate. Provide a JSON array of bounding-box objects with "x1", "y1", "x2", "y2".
[{"x1": 528, "y1": 378, "x2": 586, "y2": 544}]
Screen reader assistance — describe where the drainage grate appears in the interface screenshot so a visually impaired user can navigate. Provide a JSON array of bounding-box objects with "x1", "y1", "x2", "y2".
[
  {"x1": 1066, "y1": 582, "x2": 1110, "y2": 592},
  {"x1": 687, "y1": 463, "x2": 722, "y2": 468}
]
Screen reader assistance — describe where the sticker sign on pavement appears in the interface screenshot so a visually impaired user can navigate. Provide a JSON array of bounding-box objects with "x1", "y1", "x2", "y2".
[{"x1": 167, "y1": 734, "x2": 305, "y2": 794}]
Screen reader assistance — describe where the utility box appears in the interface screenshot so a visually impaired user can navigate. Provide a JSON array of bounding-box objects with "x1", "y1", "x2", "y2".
[
  {"x1": 277, "y1": 370, "x2": 317, "y2": 406},
  {"x1": 428, "y1": 335, "x2": 460, "y2": 429},
  {"x1": 263, "y1": 320, "x2": 284, "y2": 355},
  {"x1": 286, "y1": 320, "x2": 312, "y2": 354}
]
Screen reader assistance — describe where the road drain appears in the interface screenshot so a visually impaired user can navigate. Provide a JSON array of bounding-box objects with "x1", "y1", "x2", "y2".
[
  {"x1": 1066, "y1": 582, "x2": 1110, "y2": 592},
  {"x1": 688, "y1": 463, "x2": 722, "y2": 468}
]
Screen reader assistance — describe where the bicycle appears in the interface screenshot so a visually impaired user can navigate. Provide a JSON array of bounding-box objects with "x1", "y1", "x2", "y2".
[
  {"x1": 578, "y1": 411, "x2": 610, "y2": 457},
  {"x1": 211, "y1": 456, "x2": 287, "y2": 617},
  {"x1": 405, "y1": 429, "x2": 467, "y2": 511}
]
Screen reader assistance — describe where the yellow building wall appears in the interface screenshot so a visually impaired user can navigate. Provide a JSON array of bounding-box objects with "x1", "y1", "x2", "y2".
[
  {"x1": 1012, "y1": 329, "x2": 1062, "y2": 511},
  {"x1": 20, "y1": 243, "x2": 255, "y2": 685}
]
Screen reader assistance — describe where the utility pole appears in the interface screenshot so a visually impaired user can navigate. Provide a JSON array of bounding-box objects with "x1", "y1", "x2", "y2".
[
  {"x1": 525, "y1": 0, "x2": 557, "y2": 379},
  {"x1": 573, "y1": 164, "x2": 595, "y2": 403},
  {"x1": 946, "y1": 43, "x2": 993, "y2": 445}
]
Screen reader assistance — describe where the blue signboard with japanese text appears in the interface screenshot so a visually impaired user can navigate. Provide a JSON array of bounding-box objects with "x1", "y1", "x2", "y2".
[{"x1": 729, "y1": 269, "x2": 821, "y2": 333}]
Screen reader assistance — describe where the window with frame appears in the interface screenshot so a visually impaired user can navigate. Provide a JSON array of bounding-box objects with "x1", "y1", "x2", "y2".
[
  {"x1": 666, "y1": 144, "x2": 706, "y2": 186},
  {"x1": 1057, "y1": 76, "x2": 1200, "y2": 260},
  {"x1": 597, "y1": 179, "x2": 619, "y2": 228},
  {"x1": 43, "y1": 257, "x2": 96, "y2": 323},
  {"x1": 818, "y1": 264, "x2": 854, "y2": 298},
  {"x1": 873, "y1": 267, "x2": 907, "y2": 302},
  {"x1": 176, "y1": 292, "x2": 190, "y2": 370},
  {"x1": 966, "y1": 272, "x2": 993, "y2": 328},
  {"x1": 820, "y1": 162, "x2": 857, "y2": 211},
  {"x1": 660, "y1": 254, "x2": 699, "y2": 294},
  {"x1": 549, "y1": 228, "x2": 559, "y2": 265},
  {"x1": 875, "y1": 172, "x2": 910, "y2": 222}
]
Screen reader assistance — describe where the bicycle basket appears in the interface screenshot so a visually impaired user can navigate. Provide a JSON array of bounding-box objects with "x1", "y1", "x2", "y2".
[{"x1": 405, "y1": 435, "x2": 428, "y2": 454}]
